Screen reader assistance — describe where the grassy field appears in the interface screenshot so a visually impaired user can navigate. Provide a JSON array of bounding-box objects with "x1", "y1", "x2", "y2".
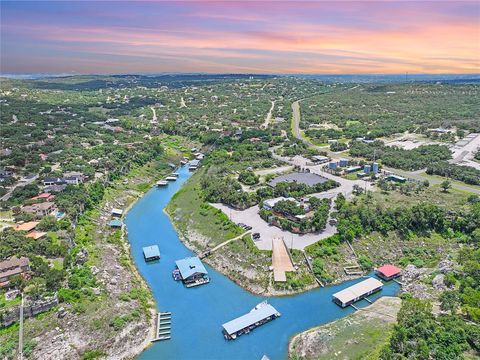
[
  {"x1": 289, "y1": 297, "x2": 401, "y2": 360},
  {"x1": 370, "y1": 184, "x2": 470, "y2": 209},
  {"x1": 166, "y1": 169, "x2": 244, "y2": 247}
]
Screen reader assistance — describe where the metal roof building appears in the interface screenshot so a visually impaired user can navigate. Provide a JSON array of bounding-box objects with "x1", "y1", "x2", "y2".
[
  {"x1": 108, "y1": 219, "x2": 123, "y2": 228},
  {"x1": 222, "y1": 303, "x2": 279, "y2": 336},
  {"x1": 332, "y1": 277, "x2": 383, "y2": 307},
  {"x1": 143, "y1": 245, "x2": 160, "y2": 261},
  {"x1": 175, "y1": 256, "x2": 207, "y2": 280},
  {"x1": 268, "y1": 172, "x2": 327, "y2": 187}
]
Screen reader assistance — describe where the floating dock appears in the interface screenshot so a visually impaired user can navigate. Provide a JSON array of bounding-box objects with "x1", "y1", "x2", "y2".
[
  {"x1": 173, "y1": 256, "x2": 210, "y2": 288},
  {"x1": 222, "y1": 302, "x2": 280, "y2": 340},
  {"x1": 332, "y1": 277, "x2": 383, "y2": 308},
  {"x1": 152, "y1": 312, "x2": 172, "y2": 342},
  {"x1": 143, "y1": 245, "x2": 160, "y2": 262}
]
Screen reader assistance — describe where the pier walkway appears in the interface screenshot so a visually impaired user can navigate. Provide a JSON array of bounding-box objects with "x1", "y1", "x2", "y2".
[{"x1": 152, "y1": 312, "x2": 172, "y2": 342}]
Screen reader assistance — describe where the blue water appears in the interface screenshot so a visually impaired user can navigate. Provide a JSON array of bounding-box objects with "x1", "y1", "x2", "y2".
[{"x1": 125, "y1": 165, "x2": 399, "y2": 360}]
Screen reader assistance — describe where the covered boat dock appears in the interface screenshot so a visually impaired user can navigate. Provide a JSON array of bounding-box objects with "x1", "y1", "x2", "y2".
[
  {"x1": 222, "y1": 302, "x2": 280, "y2": 340},
  {"x1": 143, "y1": 245, "x2": 160, "y2": 262},
  {"x1": 332, "y1": 277, "x2": 383, "y2": 308}
]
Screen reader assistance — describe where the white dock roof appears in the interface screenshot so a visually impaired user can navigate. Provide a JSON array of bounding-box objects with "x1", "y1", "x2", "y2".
[
  {"x1": 222, "y1": 304, "x2": 278, "y2": 335},
  {"x1": 332, "y1": 277, "x2": 383, "y2": 304}
]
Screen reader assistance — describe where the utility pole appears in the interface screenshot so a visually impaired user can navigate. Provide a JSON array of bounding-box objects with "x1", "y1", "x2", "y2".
[{"x1": 18, "y1": 293, "x2": 24, "y2": 360}]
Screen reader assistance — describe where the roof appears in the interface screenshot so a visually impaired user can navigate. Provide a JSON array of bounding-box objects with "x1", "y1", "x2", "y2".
[
  {"x1": 189, "y1": 159, "x2": 200, "y2": 166},
  {"x1": 14, "y1": 221, "x2": 39, "y2": 232},
  {"x1": 333, "y1": 277, "x2": 383, "y2": 304},
  {"x1": 108, "y1": 219, "x2": 123, "y2": 227},
  {"x1": 111, "y1": 208, "x2": 123, "y2": 215},
  {"x1": 263, "y1": 197, "x2": 298, "y2": 208},
  {"x1": 25, "y1": 231, "x2": 47, "y2": 240},
  {"x1": 175, "y1": 256, "x2": 207, "y2": 278},
  {"x1": 0, "y1": 257, "x2": 29, "y2": 272},
  {"x1": 143, "y1": 245, "x2": 160, "y2": 258},
  {"x1": 377, "y1": 264, "x2": 401, "y2": 277},
  {"x1": 222, "y1": 303, "x2": 279, "y2": 335},
  {"x1": 268, "y1": 172, "x2": 327, "y2": 187}
]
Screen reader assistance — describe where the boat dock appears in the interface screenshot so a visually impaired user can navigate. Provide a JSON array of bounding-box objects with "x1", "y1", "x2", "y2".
[
  {"x1": 222, "y1": 302, "x2": 280, "y2": 340},
  {"x1": 165, "y1": 176, "x2": 177, "y2": 181},
  {"x1": 332, "y1": 277, "x2": 383, "y2": 308},
  {"x1": 152, "y1": 312, "x2": 172, "y2": 342},
  {"x1": 156, "y1": 180, "x2": 168, "y2": 187}
]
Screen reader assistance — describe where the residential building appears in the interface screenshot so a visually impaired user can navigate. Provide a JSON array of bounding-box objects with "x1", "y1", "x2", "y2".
[
  {"x1": 0, "y1": 257, "x2": 30, "y2": 287},
  {"x1": 22, "y1": 202, "x2": 56, "y2": 218}
]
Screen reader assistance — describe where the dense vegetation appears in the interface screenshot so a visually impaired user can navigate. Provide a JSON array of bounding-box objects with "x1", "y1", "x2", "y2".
[
  {"x1": 426, "y1": 161, "x2": 480, "y2": 185},
  {"x1": 381, "y1": 298, "x2": 479, "y2": 359},
  {"x1": 349, "y1": 141, "x2": 452, "y2": 171},
  {"x1": 259, "y1": 198, "x2": 331, "y2": 233}
]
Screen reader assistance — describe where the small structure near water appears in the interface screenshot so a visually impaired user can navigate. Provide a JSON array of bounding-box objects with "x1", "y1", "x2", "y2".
[
  {"x1": 108, "y1": 219, "x2": 123, "y2": 228},
  {"x1": 332, "y1": 277, "x2": 383, "y2": 308},
  {"x1": 376, "y1": 264, "x2": 402, "y2": 281},
  {"x1": 143, "y1": 245, "x2": 160, "y2": 262},
  {"x1": 222, "y1": 301, "x2": 280, "y2": 340},
  {"x1": 173, "y1": 256, "x2": 209, "y2": 287},
  {"x1": 156, "y1": 180, "x2": 168, "y2": 187}
]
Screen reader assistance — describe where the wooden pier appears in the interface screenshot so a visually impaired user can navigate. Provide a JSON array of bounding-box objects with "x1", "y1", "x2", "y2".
[{"x1": 152, "y1": 312, "x2": 172, "y2": 342}]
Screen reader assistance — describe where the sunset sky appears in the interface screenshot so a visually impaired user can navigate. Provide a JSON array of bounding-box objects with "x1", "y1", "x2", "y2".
[{"x1": 1, "y1": 1, "x2": 479, "y2": 74}]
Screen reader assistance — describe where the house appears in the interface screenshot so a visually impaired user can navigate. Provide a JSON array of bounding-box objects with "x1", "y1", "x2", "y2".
[
  {"x1": 0, "y1": 257, "x2": 30, "y2": 287},
  {"x1": 14, "y1": 221, "x2": 39, "y2": 232},
  {"x1": 25, "y1": 231, "x2": 47, "y2": 240},
  {"x1": 22, "y1": 202, "x2": 56, "y2": 218},
  {"x1": 376, "y1": 264, "x2": 402, "y2": 281},
  {"x1": 173, "y1": 256, "x2": 209, "y2": 287},
  {"x1": 43, "y1": 177, "x2": 66, "y2": 186},
  {"x1": 63, "y1": 172, "x2": 85, "y2": 185},
  {"x1": 30, "y1": 193, "x2": 55, "y2": 203},
  {"x1": 0, "y1": 168, "x2": 13, "y2": 182}
]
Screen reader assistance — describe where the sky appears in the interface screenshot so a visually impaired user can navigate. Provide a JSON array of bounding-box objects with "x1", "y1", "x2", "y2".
[{"x1": 1, "y1": 1, "x2": 479, "y2": 74}]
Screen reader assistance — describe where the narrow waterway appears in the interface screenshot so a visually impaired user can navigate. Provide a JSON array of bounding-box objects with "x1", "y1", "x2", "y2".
[{"x1": 125, "y1": 165, "x2": 399, "y2": 360}]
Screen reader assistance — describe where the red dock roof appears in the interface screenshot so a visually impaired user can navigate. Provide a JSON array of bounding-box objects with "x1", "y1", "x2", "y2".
[{"x1": 377, "y1": 264, "x2": 401, "y2": 278}]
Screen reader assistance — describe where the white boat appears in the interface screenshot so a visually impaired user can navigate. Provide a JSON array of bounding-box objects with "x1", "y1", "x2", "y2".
[
  {"x1": 156, "y1": 180, "x2": 168, "y2": 186},
  {"x1": 165, "y1": 176, "x2": 177, "y2": 181}
]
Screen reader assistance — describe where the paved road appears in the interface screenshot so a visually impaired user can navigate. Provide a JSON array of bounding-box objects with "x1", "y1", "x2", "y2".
[
  {"x1": 0, "y1": 174, "x2": 39, "y2": 202},
  {"x1": 291, "y1": 99, "x2": 480, "y2": 195}
]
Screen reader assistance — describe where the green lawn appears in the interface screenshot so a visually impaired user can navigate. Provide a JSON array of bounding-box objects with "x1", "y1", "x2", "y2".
[{"x1": 166, "y1": 169, "x2": 244, "y2": 247}]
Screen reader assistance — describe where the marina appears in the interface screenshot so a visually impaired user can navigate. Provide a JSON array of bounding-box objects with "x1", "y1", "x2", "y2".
[{"x1": 125, "y1": 165, "x2": 399, "y2": 360}]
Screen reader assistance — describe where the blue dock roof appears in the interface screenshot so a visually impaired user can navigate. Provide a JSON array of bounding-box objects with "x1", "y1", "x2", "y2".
[
  {"x1": 175, "y1": 256, "x2": 208, "y2": 278},
  {"x1": 143, "y1": 245, "x2": 160, "y2": 259},
  {"x1": 222, "y1": 303, "x2": 279, "y2": 335},
  {"x1": 108, "y1": 219, "x2": 123, "y2": 227}
]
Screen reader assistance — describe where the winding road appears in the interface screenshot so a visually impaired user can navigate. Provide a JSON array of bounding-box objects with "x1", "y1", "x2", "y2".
[{"x1": 290, "y1": 99, "x2": 480, "y2": 195}]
